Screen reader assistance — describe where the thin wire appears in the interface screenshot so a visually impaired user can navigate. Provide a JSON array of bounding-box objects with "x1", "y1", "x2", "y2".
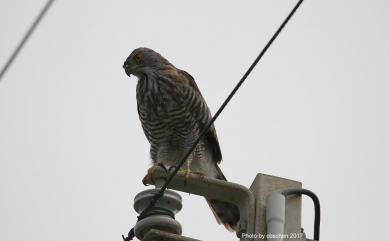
[
  {"x1": 124, "y1": 0, "x2": 305, "y2": 239},
  {"x1": 0, "y1": 0, "x2": 55, "y2": 81},
  {"x1": 282, "y1": 188, "x2": 320, "y2": 241}
]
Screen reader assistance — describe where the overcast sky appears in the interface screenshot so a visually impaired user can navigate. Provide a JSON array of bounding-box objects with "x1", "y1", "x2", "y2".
[{"x1": 1, "y1": 0, "x2": 389, "y2": 241}]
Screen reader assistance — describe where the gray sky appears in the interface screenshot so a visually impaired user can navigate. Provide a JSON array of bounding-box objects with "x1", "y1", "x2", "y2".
[{"x1": 1, "y1": 0, "x2": 389, "y2": 240}]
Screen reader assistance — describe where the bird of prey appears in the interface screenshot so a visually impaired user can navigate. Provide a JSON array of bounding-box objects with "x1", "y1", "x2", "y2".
[{"x1": 123, "y1": 47, "x2": 239, "y2": 232}]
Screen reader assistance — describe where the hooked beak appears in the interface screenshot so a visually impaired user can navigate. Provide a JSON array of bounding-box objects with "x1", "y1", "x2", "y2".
[{"x1": 123, "y1": 61, "x2": 132, "y2": 77}]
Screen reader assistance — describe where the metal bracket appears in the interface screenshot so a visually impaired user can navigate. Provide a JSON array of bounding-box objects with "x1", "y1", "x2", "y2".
[
  {"x1": 143, "y1": 229, "x2": 201, "y2": 241},
  {"x1": 144, "y1": 166, "x2": 255, "y2": 240}
]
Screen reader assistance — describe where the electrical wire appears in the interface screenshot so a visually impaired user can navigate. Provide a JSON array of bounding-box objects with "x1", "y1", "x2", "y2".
[
  {"x1": 0, "y1": 0, "x2": 55, "y2": 81},
  {"x1": 282, "y1": 188, "x2": 321, "y2": 241},
  {"x1": 123, "y1": 0, "x2": 305, "y2": 240}
]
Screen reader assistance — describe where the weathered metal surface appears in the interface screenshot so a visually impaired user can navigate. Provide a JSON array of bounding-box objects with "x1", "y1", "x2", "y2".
[
  {"x1": 142, "y1": 229, "x2": 201, "y2": 241},
  {"x1": 249, "y1": 174, "x2": 302, "y2": 241},
  {"x1": 144, "y1": 166, "x2": 255, "y2": 240}
]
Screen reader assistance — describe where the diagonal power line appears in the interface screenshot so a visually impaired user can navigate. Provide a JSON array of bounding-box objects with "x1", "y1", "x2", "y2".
[{"x1": 0, "y1": 0, "x2": 55, "y2": 81}]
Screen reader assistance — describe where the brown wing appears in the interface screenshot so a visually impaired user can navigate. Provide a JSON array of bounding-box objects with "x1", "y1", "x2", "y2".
[{"x1": 180, "y1": 70, "x2": 222, "y2": 164}]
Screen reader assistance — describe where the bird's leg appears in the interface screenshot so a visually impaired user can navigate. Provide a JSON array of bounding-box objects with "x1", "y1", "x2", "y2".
[
  {"x1": 185, "y1": 160, "x2": 191, "y2": 183},
  {"x1": 142, "y1": 162, "x2": 168, "y2": 186},
  {"x1": 183, "y1": 152, "x2": 195, "y2": 185},
  {"x1": 155, "y1": 161, "x2": 168, "y2": 172},
  {"x1": 187, "y1": 147, "x2": 205, "y2": 178}
]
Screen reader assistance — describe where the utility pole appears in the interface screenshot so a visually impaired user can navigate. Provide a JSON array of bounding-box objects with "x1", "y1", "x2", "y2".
[{"x1": 127, "y1": 166, "x2": 319, "y2": 241}]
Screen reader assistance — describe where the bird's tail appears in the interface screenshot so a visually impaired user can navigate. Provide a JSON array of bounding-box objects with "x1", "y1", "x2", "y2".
[{"x1": 206, "y1": 165, "x2": 240, "y2": 232}]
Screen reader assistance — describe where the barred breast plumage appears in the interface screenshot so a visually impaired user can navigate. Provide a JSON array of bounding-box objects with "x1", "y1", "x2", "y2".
[{"x1": 123, "y1": 47, "x2": 240, "y2": 232}]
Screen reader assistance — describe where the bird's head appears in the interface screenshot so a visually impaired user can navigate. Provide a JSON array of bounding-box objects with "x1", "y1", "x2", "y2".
[{"x1": 123, "y1": 47, "x2": 171, "y2": 78}]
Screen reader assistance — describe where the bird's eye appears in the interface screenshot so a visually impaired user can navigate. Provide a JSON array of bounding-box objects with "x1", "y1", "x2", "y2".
[{"x1": 133, "y1": 54, "x2": 143, "y2": 64}]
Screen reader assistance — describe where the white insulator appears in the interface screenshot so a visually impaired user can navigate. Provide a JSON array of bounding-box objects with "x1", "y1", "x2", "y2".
[{"x1": 266, "y1": 192, "x2": 286, "y2": 241}]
